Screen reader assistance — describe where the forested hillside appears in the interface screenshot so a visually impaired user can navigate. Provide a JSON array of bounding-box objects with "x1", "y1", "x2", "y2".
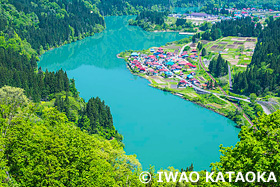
[
  {"x1": 97, "y1": 0, "x2": 170, "y2": 15},
  {"x1": 129, "y1": 10, "x2": 169, "y2": 31},
  {"x1": 200, "y1": 17, "x2": 262, "y2": 41},
  {"x1": 233, "y1": 18, "x2": 280, "y2": 96},
  {"x1": 0, "y1": 0, "x2": 105, "y2": 53},
  {"x1": 0, "y1": 33, "x2": 72, "y2": 101},
  {"x1": 0, "y1": 86, "x2": 141, "y2": 186},
  {"x1": 0, "y1": 0, "x2": 122, "y2": 140}
]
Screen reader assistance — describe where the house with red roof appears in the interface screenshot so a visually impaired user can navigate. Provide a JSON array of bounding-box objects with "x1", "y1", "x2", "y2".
[
  {"x1": 157, "y1": 47, "x2": 164, "y2": 53},
  {"x1": 148, "y1": 55, "x2": 156, "y2": 59},
  {"x1": 189, "y1": 55, "x2": 196, "y2": 59},
  {"x1": 178, "y1": 61, "x2": 187, "y2": 66},
  {"x1": 186, "y1": 63, "x2": 196, "y2": 68},
  {"x1": 190, "y1": 71, "x2": 196, "y2": 76},
  {"x1": 159, "y1": 69, "x2": 168, "y2": 72},
  {"x1": 178, "y1": 79, "x2": 187, "y2": 87},
  {"x1": 147, "y1": 68, "x2": 156, "y2": 76},
  {"x1": 139, "y1": 67, "x2": 146, "y2": 72}
]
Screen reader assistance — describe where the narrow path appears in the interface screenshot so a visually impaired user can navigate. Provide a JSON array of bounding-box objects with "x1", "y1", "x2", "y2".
[
  {"x1": 198, "y1": 55, "x2": 227, "y2": 95},
  {"x1": 197, "y1": 51, "x2": 254, "y2": 125},
  {"x1": 179, "y1": 43, "x2": 191, "y2": 56},
  {"x1": 228, "y1": 64, "x2": 232, "y2": 89}
]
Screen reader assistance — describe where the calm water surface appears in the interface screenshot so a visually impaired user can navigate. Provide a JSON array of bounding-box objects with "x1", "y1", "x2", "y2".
[{"x1": 40, "y1": 16, "x2": 239, "y2": 171}]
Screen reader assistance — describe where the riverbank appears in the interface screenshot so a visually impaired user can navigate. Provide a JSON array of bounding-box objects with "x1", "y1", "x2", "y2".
[
  {"x1": 120, "y1": 40, "x2": 256, "y2": 127},
  {"x1": 152, "y1": 30, "x2": 196, "y2": 35},
  {"x1": 126, "y1": 60, "x2": 240, "y2": 127}
]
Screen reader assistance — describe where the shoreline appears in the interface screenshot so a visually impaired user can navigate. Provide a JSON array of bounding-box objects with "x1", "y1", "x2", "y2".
[
  {"x1": 116, "y1": 54, "x2": 124, "y2": 59},
  {"x1": 125, "y1": 63, "x2": 240, "y2": 128},
  {"x1": 152, "y1": 30, "x2": 196, "y2": 35}
]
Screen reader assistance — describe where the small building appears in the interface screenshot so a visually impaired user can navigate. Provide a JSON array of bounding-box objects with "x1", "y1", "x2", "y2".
[
  {"x1": 139, "y1": 67, "x2": 146, "y2": 72},
  {"x1": 189, "y1": 55, "x2": 196, "y2": 59},
  {"x1": 187, "y1": 74, "x2": 194, "y2": 79},
  {"x1": 148, "y1": 55, "x2": 156, "y2": 59},
  {"x1": 131, "y1": 52, "x2": 139, "y2": 57},
  {"x1": 156, "y1": 65, "x2": 162, "y2": 70},
  {"x1": 165, "y1": 71, "x2": 173, "y2": 77},
  {"x1": 166, "y1": 61, "x2": 175, "y2": 66},
  {"x1": 190, "y1": 71, "x2": 196, "y2": 76},
  {"x1": 147, "y1": 68, "x2": 156, "y2": 76},
  {"x1": 178, "y1": 79, "x2": 187, "y2": 87},
  {"x1": 159, "y1": 68, "x2": 168, "y2": 73},
  {"x1": 157, "y1": 47, "x2": 164, "y2": 53},
  {"x1": 178, "y1": 61, "x2": 187, "y2": 66}
]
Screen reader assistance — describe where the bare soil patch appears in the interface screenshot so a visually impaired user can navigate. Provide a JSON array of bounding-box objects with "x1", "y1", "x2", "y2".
[
  {"x1": 237, "y1": 38, "x2": 246, "y2": 41},
  {"x1": 170, "y1": 84, "x2": 178, "y2": 89},
  {"x1": 226, "y1": 44, "x2": 237, "y2": 49},
  {"x1": 228, "y1": 59, "x2": 239, "y2": 65},
  {"x1": 246, "y1": 38, "x2": 256, "y2": 42},
  {"x1": 201, "y1": 40, "x2": 209, "y2": 44},
  {"x1": 244, "y1": 42, "x2": 256, "y2": 49},
  {"x1": 211, "y1": 45, "x2": 218, "y2": 49},
  {"x1": 233, "y1": 42, "x2": 244, "y2": 45}
]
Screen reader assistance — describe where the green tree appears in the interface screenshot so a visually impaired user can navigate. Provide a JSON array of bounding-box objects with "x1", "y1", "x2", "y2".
[
  {"x1": 201, "y1": 48, "x2": 207, "y2": 56},
  {"x1": 249, "y1": 93, "x2": 257, "y2": 104},
  {"x1": 212, "y1": 111, "x2": 280, "y2": 186}
]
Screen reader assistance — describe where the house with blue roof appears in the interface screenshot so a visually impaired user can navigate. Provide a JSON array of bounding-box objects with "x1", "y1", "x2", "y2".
[
  {"x1": 187, "y1": 74, "x2": 194, "y2": 79},
  {"x1": 131, "y1": 52, "x2": 139, "y2": 57},
  {"x1": 166, "y1": 61, "x2": 175, "y2": 66},
  {"x1": 165, "y1": 71, "x2": 173, "y2": 77}
]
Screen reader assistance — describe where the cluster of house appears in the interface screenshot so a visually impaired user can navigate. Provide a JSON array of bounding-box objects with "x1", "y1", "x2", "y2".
[
  {"x1": 128, "y1": 47, "x2": 206, "y2": 88},
  {"x1": 222, "y1": 7, "x2": 279, "y2": 20},
  {"x1": 168, "y1": 13, "x2": 218, "y2": 19},
  {"x1": 234, "y1": 7, "x2": 275, "y2": 12},
  {"x1": 179, "y1": 49, "x2": 199, "y2": 60},
  {"x1": 169, "y1": 7, "x2": 278, "y2": 22}
]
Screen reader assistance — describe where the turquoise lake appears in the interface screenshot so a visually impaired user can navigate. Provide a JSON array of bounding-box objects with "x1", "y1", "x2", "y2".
[{"x1": 40, "y1": 16, "x2": 240, "y2": 171}]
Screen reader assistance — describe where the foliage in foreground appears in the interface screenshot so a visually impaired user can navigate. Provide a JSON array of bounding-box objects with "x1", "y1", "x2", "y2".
[
  {"x1": 212, "y1": 110, "x2": 280, "y2": 186},
  {"x1": 0, "y1": 86, "x2": 141, "y2": 186}
]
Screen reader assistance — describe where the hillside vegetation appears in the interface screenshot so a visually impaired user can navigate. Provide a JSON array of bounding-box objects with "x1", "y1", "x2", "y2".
[{"x1": 233, "y1": 18, "x2": 280, "y2": 96}]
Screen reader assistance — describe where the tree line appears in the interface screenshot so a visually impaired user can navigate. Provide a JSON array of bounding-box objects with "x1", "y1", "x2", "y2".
[{"x1": 200, "y1": 17, "x2": 262, "y2": 41}]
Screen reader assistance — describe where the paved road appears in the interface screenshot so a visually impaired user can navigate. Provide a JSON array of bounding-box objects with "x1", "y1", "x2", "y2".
[{"x1": 179, "y1": 43, "x2": 192, "y2": 56}]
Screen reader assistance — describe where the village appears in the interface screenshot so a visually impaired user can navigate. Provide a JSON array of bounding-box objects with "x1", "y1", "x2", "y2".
[
  {"x1": 169, "y1": 7, "x2": 280, "y2": 30},
  {"x1": 128, "y1": 45, "x2": 207, "y2": 91}
]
